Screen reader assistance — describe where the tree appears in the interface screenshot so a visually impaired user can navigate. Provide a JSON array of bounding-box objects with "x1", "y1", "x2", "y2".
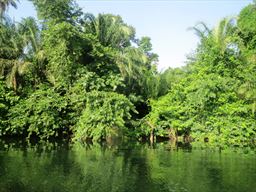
[
  {"x1": 0, "y1": 78, "x2": 18, "y2": 134},
  {"x1": 8, "y1": 84, "x2": 68, "y2": 139},
  {"x1": 42, "y1": 21, "x2": 85, "y2": 87},
  {"x1": 237, "y1": 4, "x2": 256, "y2": 115},
  {"x1": 83, "y1": 13, "x2": 135, "y2": 49},
  {"x1": 30, "y1": 0, "x2": 82, "y2": 23},
  {"x1": 191, "y1": 17, "x2": 236, "y2": 55},
  {"x1": 237, "y1": 3, "x2": 256, "y2": 49},
  {"x1": 0, "y1": 0, "x2": 19, "y2": 19},
  {"x1": 74, "y1": 91, "x2": 135, "y2": 141},
  {"x1": 0, "y1": 18, "x2": 30, "y2": 90},
  {"x1": 17, "y1": 17, "x2": 47, "y2": 85}
]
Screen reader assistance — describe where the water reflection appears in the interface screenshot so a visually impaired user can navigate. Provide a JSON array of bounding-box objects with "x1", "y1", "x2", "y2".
[{"x1": 0, "y1": 139, "x2": 255, "y2": 192}]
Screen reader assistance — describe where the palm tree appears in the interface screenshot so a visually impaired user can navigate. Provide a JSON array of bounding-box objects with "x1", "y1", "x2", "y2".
[
  {"x1": 190, "y1": 17, "x2": 236, "y2": 54},
  {"x1": 0, "y1": 19, "x2": 24, "y2": 90},
  {"x1": 0, "y1": 59, "x2": 30, "y2": 90},
  {"x1": 18, "y1": 17, "x2": 44, "y2": 60},
  {"x1": 83, "y1": 13, "x2": 135, "y2": 49},
  {"x1": 188, "y1": 21, "x2": 211, "y2": 40},
  {"x1": 0, "y1": 0, "x2": 19, "y2": 19},
  {"x1": 18, "y1": 17, "x2": 46, "y2": 85},
  {"x1": 0, "y1": 17, "x2": 42, "y2": 90},
  {"x1": 212, "y1": 17, "x2": 236, "y2": 54},
  {"x1": 116, "y1": 46, "x2": 160, "y2": 99},
  {"x1": 0, "y1": 17, "x2": 22, "y2": 58}
]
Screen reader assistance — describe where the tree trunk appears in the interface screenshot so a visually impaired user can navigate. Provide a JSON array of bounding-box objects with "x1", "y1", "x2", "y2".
[
  {"x1": 169, "y1": 128, "x2": 177, "y2": 142},
  {"x1": 150, "y1": 129, "x2": 154, "y2": 144},
  {"x1": 13, "y1": 75, "x2": 17, "y2": 91},
  {"x1": 146, "y1": 120, "x2": 155, "y2": 144}
]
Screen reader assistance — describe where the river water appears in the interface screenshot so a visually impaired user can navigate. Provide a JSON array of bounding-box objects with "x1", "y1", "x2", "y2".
[{"x1": 0, "y1": 140, "x2": 255, "y2": 192}]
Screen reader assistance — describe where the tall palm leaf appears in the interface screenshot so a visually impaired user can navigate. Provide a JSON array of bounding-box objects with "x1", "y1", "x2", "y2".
[
  {"x1": 116, "y1": 47, "x2": 160, "y2": 98},
  {"x1": 0, "y1": 0, "x2": 19, "y2": 19},
  {"x1": 17, "y1": 17, "x2": 46, "y2": 85},
  {"x1": 0, "y1": 58, "x2": 30, "y2": 90},
  {"x1": 212, "y1": 17, "x2": 236, "y2": 53},
  {"x1": 0, "y1": 17, "x2": 22, "y2": 58},
  {"x1": 18, "y1": 17, "x2": 42, "y2": 58},
  {"x1": 188, "y1": 21, "x2": 211, "y2": 40},
  {"x1": 117, "y1": 47, "x2": 146, "y2": 83},
  {"x1": 190, "y1": 17, "x2": 236, "y2": 54},
  {"x1": 83, "y1": 13, "x2": 135, "y2": 49},
  {"x1": 0, "y1": 17, "x2": 37, "y2": 90}
]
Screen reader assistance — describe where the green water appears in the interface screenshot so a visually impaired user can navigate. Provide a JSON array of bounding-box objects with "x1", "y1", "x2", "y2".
[{"x1": 0, "y1": 140, "x2": 255, "y2": 192}]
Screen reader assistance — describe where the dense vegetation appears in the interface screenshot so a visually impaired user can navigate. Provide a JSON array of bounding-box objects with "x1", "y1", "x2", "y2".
[{"x1": 0, "y1": 0, "x2": 256, "y2": 147}]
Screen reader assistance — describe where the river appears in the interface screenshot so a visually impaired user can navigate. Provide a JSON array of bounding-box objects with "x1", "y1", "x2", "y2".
[{"x1": 0, "y1": 140, "x2": 255, "y2": 192}]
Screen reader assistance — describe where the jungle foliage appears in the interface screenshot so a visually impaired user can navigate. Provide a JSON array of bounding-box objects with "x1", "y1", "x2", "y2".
[{"x1": 0, "y1": 0, "x2": 256, "y2": 146}]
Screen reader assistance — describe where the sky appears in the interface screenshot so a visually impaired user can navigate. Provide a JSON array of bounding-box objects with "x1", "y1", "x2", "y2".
[{"x1": 8, "y1": 0, "x2": 253, "y2": 71}]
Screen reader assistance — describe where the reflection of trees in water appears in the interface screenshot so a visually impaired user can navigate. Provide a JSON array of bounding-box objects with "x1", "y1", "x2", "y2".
[
  {"x1": 0, "y1": 140, "x2": 255, "y2": 192},
  {"x1": 120, "y1": 144, "x2": 151, "y2": 192},
  {"x1": 119, "y1": 142, "x2": 187, "y2": 192},
  {"x1": 0, "y1": 140, "x2": 83, "y2": 192},
  {"x1": 73, "y1": 142, "x2": 131, "y2": 192},
  {"x1": 193, "y1": 151, "x2": 224, "y2": 192},
  {"x1": 0, "y1": 141, "x2": 157, "y2": 192},
  {"x1": 72, "y1": 142, "x2": 154, "y2": 192}
]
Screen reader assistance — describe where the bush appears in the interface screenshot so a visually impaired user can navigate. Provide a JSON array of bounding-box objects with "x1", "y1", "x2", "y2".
[
  {"x1": 74, "y1": 91, "x2": 135, "y2": 141},
  {"x1": 8, "y1": 85, "x2": 68, "y2": 139}
]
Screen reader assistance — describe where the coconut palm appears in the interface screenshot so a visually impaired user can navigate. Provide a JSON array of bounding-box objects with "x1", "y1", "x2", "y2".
[
  {"x1": 212, "y1": 17, "x2": 237, "y2": 53},
  {"x1": 18, "y1": 17, "x2": 47, "y2": 84},
  {"x1": 83, "y1": 13, "x2": 159, "y2": 97},
  {"x1": 0, "y1": 18, "x2": 25, "y2": 90},
  {"x1": 83, "y1": 13, "x2": 135, "y2": 49},
  {"x1": 0, "y1": 59, "x2": 30, "y2": 90},
  {"x1": 0, "y1": 0, "x2": 19, "y2": 19},
  {"x1": 116, "y1": 46, "x2": 160, "y2": 98},
  {"x1": 190, "y1": 17, "x2": 236, "y2": 54},
  {"x1": 0, "y1": 17, "x2": 43, "y2": 90},
  {"x1": 18, "y1": 17, "x2": 40, "y2": 54},
  {"x1": 188, "y1": 21, "x2": 211, "y2": 40},
  {"x1": 18, "y1": 17, "x2": 44, "y2": 61},
  {"x1": 0, "y1": 17, "x2": 22, "y2": 59}
]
